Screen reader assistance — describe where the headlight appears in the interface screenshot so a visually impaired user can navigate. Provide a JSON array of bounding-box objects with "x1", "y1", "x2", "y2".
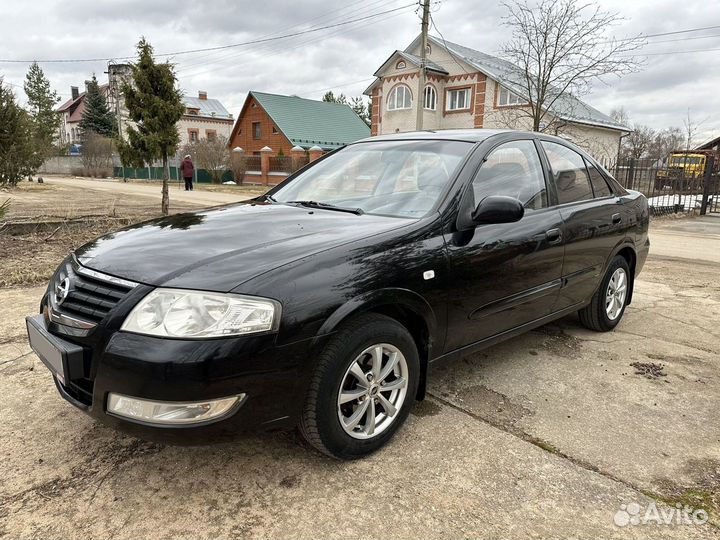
[{"x1": 121, "y1": 288, "x2": 280, "y2": 338}]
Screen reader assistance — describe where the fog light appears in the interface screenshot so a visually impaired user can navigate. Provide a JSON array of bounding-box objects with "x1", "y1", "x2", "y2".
[{"x1": 107, "y1": 393, "x2": 244, "y2": 426}]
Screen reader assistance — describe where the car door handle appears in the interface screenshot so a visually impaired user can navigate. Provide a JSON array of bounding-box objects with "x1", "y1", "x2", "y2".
[
  {"x1": 612, "y1": 213, "x2": 622, "y2": 225},
  {"x1": 545, "y1": 228, "x2": 562, "y2": 244}
]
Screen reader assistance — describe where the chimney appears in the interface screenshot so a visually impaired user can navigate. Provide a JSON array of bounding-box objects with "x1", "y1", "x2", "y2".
[
  {"x1": 71, "y1": 86, "x2": 79, "y2": 100},
  {"x1": 198, "y1": 91, "x2": 207, "y2": 100}
]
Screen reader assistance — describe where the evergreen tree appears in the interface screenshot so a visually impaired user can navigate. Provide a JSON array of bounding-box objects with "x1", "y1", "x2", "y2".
[
  {"x1": 23, "y1": 62, "x2": 61, "y2": 156},
  {"x1": 322, "y1": 91, "x2": 347, "y2": 104},
  {"x1": 0, "y1": 80, "x2": 38, "y2": 186},
  {"x1": 78, "y1": 75, "x2": 116, "y2": 138},
  {"x1": 117, "y1": 38, "x2": 185, "y2": 215},
  {"x1": 350, "y1": 96, "x2": 370, "y2": 126}
]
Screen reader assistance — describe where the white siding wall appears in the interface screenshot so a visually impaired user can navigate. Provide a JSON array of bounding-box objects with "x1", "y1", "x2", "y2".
[{"x1": 177, "y1": 117, "x2": 233, "y2": 147}]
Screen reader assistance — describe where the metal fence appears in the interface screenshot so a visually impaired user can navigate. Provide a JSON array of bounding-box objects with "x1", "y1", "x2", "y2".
[
  {"x1": 243, "y1": 156, "x2": 261, "y2": 173},
  {"x1": 268, "y1": 156, "x2": 310, "y2": 174},
  {"x1": 598, "y1": 157, "x2": 720, "y2": 216}
]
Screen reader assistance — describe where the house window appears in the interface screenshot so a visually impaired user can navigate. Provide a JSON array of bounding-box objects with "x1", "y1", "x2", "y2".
[
  {"x1": 498, "y1": 86, "x2": 526, "y2": 106},
  {"x1": 396, "y1": 60, "x2": 406, "y2": 70},
  {"x1": 206, "y1": 129, "x2": 217, "y2": 141},
  {"x1": 446, "y1": 88, "x2": 471, "y2": 111},
  {"x1": 188, "y1": 129, "x2": 199, "y2": 142},
  {"x1": 423, "y1": 85, "x2": 437, "y2": 110},
  {"x1": 387, "y1": 84, "x2": 412, "y2": 111},
  {"x1": 253, "y1": 122, "x2": 261, "y2": 139}
]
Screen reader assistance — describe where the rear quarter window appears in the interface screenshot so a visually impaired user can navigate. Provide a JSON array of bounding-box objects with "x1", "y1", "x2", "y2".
[
  {"x1": 541, "y1": 141, "x2": 593, "y2": 204},
  {"x1": 585, "y1": 159, "x2": 612, "y2": 197}
]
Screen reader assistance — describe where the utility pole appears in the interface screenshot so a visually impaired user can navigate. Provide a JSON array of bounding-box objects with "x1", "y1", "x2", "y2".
[{"x1": 416, "y1": 0, "x2": 430, "y2": 131}]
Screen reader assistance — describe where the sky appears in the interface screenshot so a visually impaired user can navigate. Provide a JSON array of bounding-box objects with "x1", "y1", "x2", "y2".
[{"x1": 1, "y1": 0, "x2": 718, "y2": 144}]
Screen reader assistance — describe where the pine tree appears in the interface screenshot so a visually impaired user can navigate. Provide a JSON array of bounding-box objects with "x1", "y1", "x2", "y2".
[
  {"x1": 78, "y1": 75, "x2": 116, "y2": 138},
  {"x1": 117, "y1": 38, "x2": 185, "y2": 215},
  {"x1": 0, "y1": 80, "x2": 38, "y2": 186},
  {"x1": 322, "y1": 91, "x2": 347, "y2": 104},
  {"x1": 350, "y1": 96, "x2": 370, "y2": 126},
  {"x1": 23, "y1": 62, "x2": 61, "y2": 156}
]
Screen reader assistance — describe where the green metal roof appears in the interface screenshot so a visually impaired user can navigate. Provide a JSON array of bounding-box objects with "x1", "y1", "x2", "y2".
[{"x1": 250, "y1": 91, "x2": 370, "y2": 150}]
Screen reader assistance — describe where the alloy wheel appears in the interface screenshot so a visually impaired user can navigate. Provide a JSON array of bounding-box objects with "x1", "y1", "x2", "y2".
[
  {"x1": 337, "y1": 343, "x2": 409, "y2": 440},
  {"x1": 605, "y1": 268, "x2": 628, "y2": 321}
]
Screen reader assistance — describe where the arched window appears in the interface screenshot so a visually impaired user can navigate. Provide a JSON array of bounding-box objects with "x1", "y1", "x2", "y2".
[
  {"x1": 395, "y1": 60, "x2": 406, "y2": 70},
  {"x1": 387, "y1": 84, "x2": 412, "y2": 110},
  {"x1": 423, "y1": 85, "x2": 437, "y2": 110}
]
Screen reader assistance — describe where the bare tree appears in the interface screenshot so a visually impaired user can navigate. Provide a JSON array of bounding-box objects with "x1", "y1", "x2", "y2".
[
  {"x1": 183, "y1": 136, "x2": 230, "y2": 184},
  {"x1": 499, "y1": 0, "x2": 644, "y2": 132},
  {"x1": 624, "y1": 124, "x2": 655, "y2": 159},
  {"x1": 682, "y1": 109, "x2": 707, "y2": 152},
  {"x1": 648, "y1": 127, "x2": 684, "y2": 158},
  {"x1": 81, "y1": 132, "x2": 114, "y2": 178}
]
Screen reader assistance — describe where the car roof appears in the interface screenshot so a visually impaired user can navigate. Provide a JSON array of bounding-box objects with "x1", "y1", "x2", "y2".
[
  {"x1": 355, "y1": 128, "x2": 590, "y2": 149},
  {"x1": 356, "y1": 129, "x2": 511, "y2": 144}
]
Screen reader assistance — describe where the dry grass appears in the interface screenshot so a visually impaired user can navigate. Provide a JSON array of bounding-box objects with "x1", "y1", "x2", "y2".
[
  {"x1": 0, "y1": 181, "x2": 212, "y2": 288},
  {"x1": 0, "y1": 219, "x2": 141, "y2": 288}
]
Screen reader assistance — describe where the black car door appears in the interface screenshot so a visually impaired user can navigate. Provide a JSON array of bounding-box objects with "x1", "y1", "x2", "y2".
[
  {"x1": 444, "y1": 138, "x2": 565, "y2": 351},
  {"x1": 539, "y1": 141, "x2": 626, "y2": 311}
]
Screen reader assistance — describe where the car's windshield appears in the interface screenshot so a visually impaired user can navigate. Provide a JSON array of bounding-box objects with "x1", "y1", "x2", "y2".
[{"x1": 271, "y1": 140, "x2": 473, "y2": 218}]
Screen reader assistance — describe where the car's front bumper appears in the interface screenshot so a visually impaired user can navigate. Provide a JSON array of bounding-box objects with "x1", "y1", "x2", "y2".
[{"x1": 26, "y1": 312, "x2": 322, "y2": 443}]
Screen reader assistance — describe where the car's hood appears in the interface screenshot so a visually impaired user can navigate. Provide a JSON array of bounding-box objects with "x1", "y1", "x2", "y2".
[{"x1": 76, "y1": 202, "x2": 406, "y2": 292}]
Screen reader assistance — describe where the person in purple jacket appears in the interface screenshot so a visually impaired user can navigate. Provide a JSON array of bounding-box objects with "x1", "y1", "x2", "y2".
[{"x1": 180, "y1": 154, "x2": 195, "y2": 191}]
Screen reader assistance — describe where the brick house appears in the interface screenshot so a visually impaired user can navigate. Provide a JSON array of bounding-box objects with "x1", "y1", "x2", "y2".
[
  {"x1": 364, "y1": 34, "x2": 630, "y2": 161},
  {"x1": 228, "y1": 91, "x2": 370, "y2": 156},
  {"x1": 178, "y1": 91, "x2": 234, "y2": 146},
  {"x1": 56, "y1": 84, "x2": 110, "y2": 145}
]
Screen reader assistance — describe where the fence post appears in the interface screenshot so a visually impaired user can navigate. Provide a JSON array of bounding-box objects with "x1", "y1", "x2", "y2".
[
  {"x1": 260, "y1": 146, "x2": 273, "y2": 185},
  {"x1": 308, "y1": 145, "x2": 324, "y2": 162},
  {"x1": 291, "y1": 145, "x2": 304, "y2": 172},
  {"x1": 700, "y1": 156, "x2": 715, "y2": 216}
]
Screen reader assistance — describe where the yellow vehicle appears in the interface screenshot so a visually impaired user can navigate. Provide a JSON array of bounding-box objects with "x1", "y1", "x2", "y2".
[{"x1": 655, "y1": 151, "x2": 711, "y2": 190}]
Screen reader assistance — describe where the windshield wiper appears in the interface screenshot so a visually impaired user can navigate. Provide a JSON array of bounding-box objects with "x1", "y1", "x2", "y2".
[{"x1": 285, "y1": 200, "x2": 364, "y2": 215}]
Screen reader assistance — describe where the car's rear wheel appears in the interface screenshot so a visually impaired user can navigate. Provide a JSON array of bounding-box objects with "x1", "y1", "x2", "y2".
[
  {"x1": 299, "y1": 313, "x2": 419, "y2": 459},
  {"x1": 578, "y1": 255, "x2": 630, "y2": 332}
]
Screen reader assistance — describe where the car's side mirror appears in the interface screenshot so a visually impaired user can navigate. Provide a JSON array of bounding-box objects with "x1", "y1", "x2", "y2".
[{"x1": 471, "y1": 195, "x2": 524, "y2": 225}]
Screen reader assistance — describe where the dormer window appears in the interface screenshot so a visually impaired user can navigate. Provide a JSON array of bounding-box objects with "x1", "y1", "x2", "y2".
[{"x1": 395, "y1": 60, "x2": 406, "y2": 70}]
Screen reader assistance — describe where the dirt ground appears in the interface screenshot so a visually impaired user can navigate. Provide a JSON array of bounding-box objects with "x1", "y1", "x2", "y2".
[
  {"x1": 0, "y1": 179, "x2": 259, "y2": 288},
  {"x1": 1, "y1": 178, "x2": 719, "y2": 539}
]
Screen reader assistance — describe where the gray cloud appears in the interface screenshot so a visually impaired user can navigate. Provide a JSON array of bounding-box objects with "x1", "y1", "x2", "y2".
[{"x1": 1, "y1": 0, "x2": 718, "y2": 142}]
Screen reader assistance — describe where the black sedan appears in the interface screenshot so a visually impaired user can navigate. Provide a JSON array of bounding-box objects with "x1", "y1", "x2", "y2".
[{"x1": 26, "y1": 129, "x2": 649, "y2": 459}]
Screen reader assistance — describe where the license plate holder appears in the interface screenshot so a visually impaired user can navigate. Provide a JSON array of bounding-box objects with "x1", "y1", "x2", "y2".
[{"x1": 26, "y1": 314, "x2": 83, "y2": 384}]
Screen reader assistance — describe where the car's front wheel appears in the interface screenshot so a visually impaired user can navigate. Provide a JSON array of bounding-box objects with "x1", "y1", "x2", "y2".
[
  {"x1": 299, "y1": 313, "x2": 419, "y2": 459},
  {"x1": 578, "y1": 255, "x2": 631, "y2": 331}
]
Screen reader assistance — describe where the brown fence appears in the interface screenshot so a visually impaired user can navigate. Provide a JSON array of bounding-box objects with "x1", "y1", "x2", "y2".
[
  {"x1": 244, "y1": 156, "x2": 261, "y2": 172},
  {"x1": 269, "y1": 156, "x2": 310, "y2": 174},
  {"x1": 597, "y1": 157, "x2": 720, "y2": 216}
]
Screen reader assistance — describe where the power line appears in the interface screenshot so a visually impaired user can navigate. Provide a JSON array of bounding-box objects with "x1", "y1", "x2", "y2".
[
  {"x1": 176, "y1": 7, "x2": 414, "y2": 80},
  {"x1": 174, "y1": 0, "x2": 400, "y2": 75},
  {"x1": 641, "y1": 24, "x2": 720, "y2": 39},
  {"x1": 644, "y1": 32, "x2": 720, "y2": 45},
  {"x1": 0, "y1": 4, "x2": 417, "y2": 64},
  {"x1": 173, "y1": 0, "x2": 393, "y2": 72},
  {"x1": 633, "y1": 46, "x2": 720, "y2": 56}
]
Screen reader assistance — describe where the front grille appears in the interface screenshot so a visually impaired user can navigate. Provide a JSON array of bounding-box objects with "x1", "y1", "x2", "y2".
[{"x1": 50, "y1": 257, "x2": 137, "y2": 328}]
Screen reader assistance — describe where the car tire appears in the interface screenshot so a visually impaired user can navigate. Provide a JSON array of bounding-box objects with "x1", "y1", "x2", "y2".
[
  {"x1": 299, "y1": 313, "x2": 419, "y2": 460},
  {"x1": 578, "y1": 255, "x2": 631, "y2": 332}
]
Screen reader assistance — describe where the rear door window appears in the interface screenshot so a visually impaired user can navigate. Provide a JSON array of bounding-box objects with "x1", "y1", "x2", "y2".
[
  {"x1": 585, "y1": 159, "x2": 612, "y2": 197},
  {"x1": 541, "y1": 141, "x2": 593, "y2": 205}
]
